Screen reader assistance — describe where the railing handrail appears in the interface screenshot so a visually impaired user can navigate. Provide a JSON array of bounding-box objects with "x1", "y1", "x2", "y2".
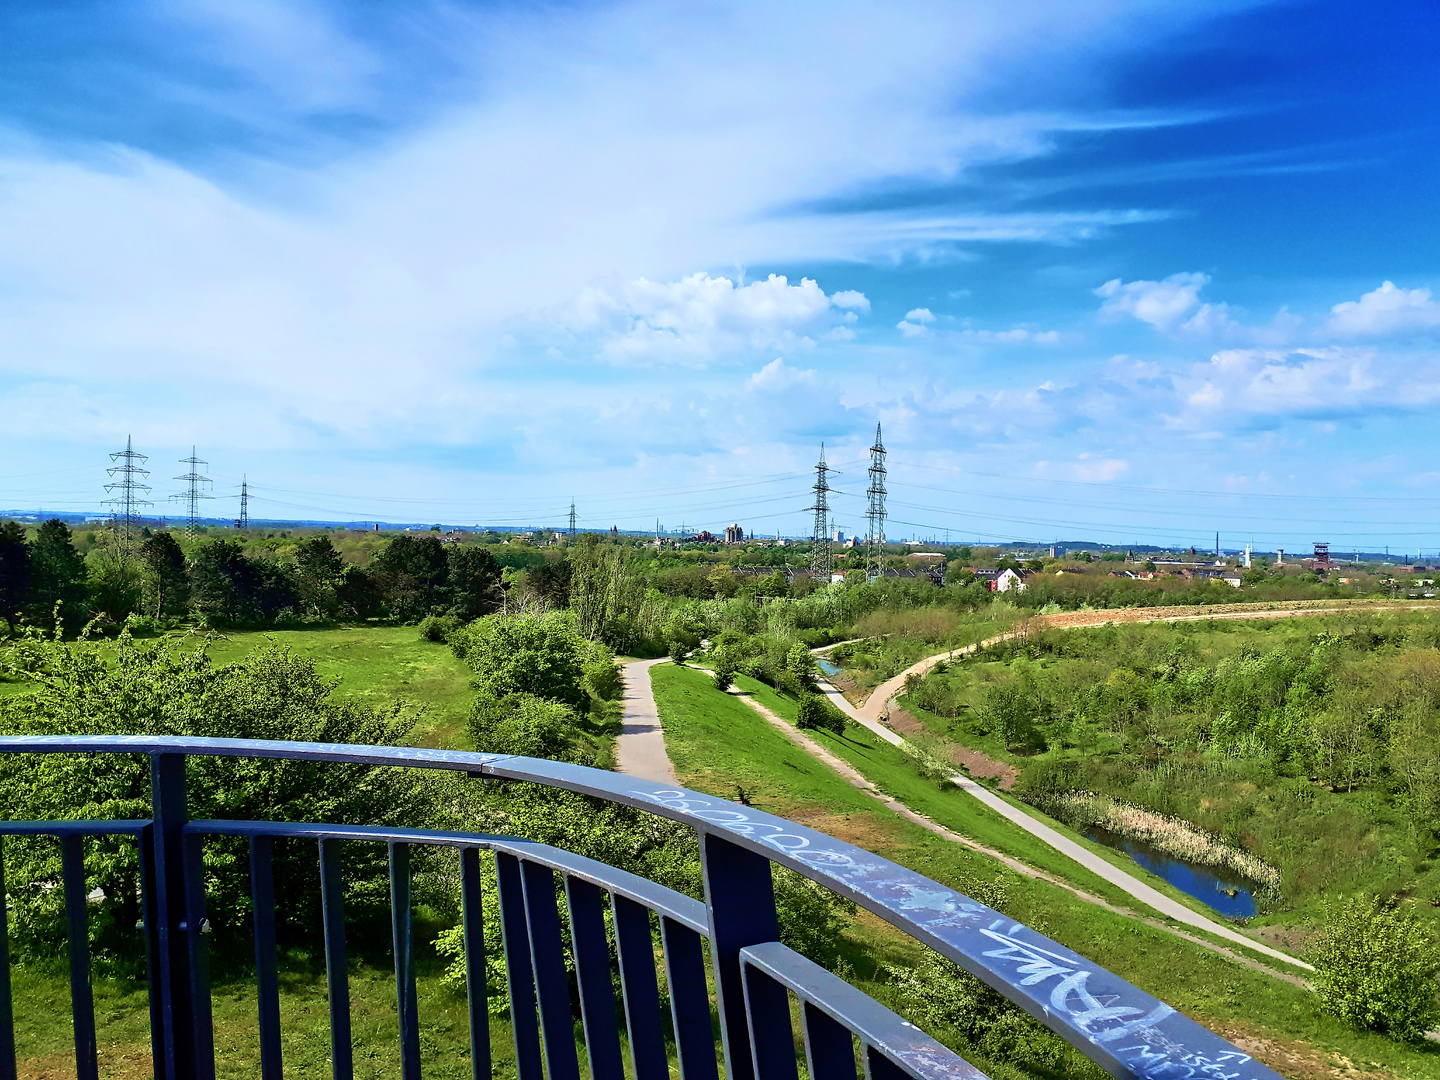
[{"x1": 0, "y1": 734, "x2": 1283, "y2": 1080}]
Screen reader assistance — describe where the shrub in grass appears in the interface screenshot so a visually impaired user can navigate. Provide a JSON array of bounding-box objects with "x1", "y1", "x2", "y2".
[
  {"x1": 418, "y1": 613, "x2": 463, "y2": 642},
  {"x1": 669, "y1": 640, "x2": 688, "y2": 664},
  {"x1": 797, "y1": 694, "x2": 846, "y2": 735},
  {"x1": 713, "y1": 662, "x2": 735, "y2": 692},
  {"x1": 1307, "y1": 894, "x2": 1440, "y2": 1043}
]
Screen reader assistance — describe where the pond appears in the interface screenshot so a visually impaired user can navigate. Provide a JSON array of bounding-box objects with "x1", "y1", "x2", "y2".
[
  {"x1": 1081, "y1": 824, "x2": 1259, "y2": 920},
  {"x1": 815, "y1": 656, "x2": 842, "y2": 677}
]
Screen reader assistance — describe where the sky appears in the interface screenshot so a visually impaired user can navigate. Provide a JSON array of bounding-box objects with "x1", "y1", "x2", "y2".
[{"x1": 1, "y1": 0, "x2": 1439, "y2": 552}]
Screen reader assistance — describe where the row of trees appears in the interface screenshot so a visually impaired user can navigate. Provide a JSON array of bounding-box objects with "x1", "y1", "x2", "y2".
[{"x1": 0, "y1": 521, "x2": 503, "y2": 630}]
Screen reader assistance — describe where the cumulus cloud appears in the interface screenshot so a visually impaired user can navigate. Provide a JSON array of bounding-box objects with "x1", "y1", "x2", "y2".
[
  {"x1": 1328, "y1": 281, "x2": 1440, "y2": 337},
  {"x1": 897, "y1": 308, "x2": 935, "y2": 337},
  {"x1": 1173, "y1": 346, "x2": 1423, "y2": 421},
  {"x1": 563, "y1": 273, "x2": 865, "y2": 364},
  {"x1": 746, "y1": 357, "x2": 817, "y2": 391},
  {"x1": 1095, "y1": 272, "x2": 1209, "y2": 330}
]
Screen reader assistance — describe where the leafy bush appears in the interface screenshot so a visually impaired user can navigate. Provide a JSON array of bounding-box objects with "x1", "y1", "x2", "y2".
[
  {"x1": 582, "y1": 648, "x2": 623, "y2": 700},
  {"x1": 0, "y1": 632, "x2": 446, "y2": 968},
  {"x1": 418, "y1": 614, "x2": 463, "y2": 643},
  {"x1": 466, "y1": 693, "x2": 577, "y2": 759},
  {"x1": 797, "y1": 694, "x2": 846, "y2": 735},
  {"x1": 449, "y1": 612, "x2": 590, "y2": 709},
  {"x1": 712, "y1": 661, "x2": 735, "y2": 692},
  {"x1": 669, "y1": 640, "x2": 688, "y2": 664},
  {"x1": 123, "y1": 613, "x2": 162, "y2": 636},
  {"x1": 1308, "y1": 895, "x2": 1440, "y2": 1042}
]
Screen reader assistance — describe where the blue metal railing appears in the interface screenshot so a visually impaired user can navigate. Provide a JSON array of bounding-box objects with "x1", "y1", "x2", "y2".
[{"x1": 0, "y1": 736, "x2": 1283, "y2": 1080}]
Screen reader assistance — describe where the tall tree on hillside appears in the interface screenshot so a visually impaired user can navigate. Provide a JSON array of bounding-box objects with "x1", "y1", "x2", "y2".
[
  {"x1": 447, "y1": 545, "x2": 502, "y2": 620},
  {"x1": 139, "y1": 532, "x2": 188, "y2": 617},
  {"x1": 371, "y1": 535, "x2": 449, "y2": 621},
  {"x1": 335, "y1": 565, "x2": 382, "y2": 620},
  {"x1": 0, "y1": 522, "x2": 29, "y2": 628},
  {"x1": 295, "y1": 535, "x2": 346, "y2": 618},
  {"x1": 25, "y1": 519, "x2": 88, "y2": 627}
]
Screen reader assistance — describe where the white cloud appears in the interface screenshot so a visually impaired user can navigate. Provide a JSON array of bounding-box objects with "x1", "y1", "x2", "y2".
[
  {"x1": 1095, "y1": 272, "x2": 1209, "y2": 330},
  {"x1": 1174, "y1": 346, "x2": 1412, "y2": 420},
  {"x1": 958, "y1": 327, "x2": 1063, "y2": 344},
  {"x1": 897, "y1": 308, "x2": 935, "y2": 337},
  {"x1": 564, "y1": 273, "x2": 863, "y2": 364},
  {"x1": 830, "y1": 290, "x2": 871, "y2": 312},
  {"x1": 1328, "y1": 281, "x2": 1440, "y2": 337},
  {"x1": 746, "y1": 357, "x2": 817, "y2": 391}
]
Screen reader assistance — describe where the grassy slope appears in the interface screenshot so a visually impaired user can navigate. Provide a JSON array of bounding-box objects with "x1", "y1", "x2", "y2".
[{"x1": 651, "y1": 662, "x2": 1440, "y2": 1079}]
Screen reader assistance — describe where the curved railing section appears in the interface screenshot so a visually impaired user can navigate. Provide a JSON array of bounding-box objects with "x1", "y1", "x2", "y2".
[{"x1": 0, "y1": 735, "x2": 1281, "y2": 1080}]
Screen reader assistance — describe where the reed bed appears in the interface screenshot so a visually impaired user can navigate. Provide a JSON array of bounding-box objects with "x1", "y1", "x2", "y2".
[{"x1": 1028, "y1": 790, "x2": 1282, "y2": 896}]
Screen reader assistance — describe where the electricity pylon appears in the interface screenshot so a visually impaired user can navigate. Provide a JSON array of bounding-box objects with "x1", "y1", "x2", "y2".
[
  {"x1": 865, "y1": 423, "x2": 887, "y2": 580},
  {"x1": 172, "y1": 447, "x2": 213, "y2": 537},
  {"x1": 105, "y1": 436, "x2": 153, "y2": 559},
  {"x1": 808, "y1": 444, "x2": 833, "y2": 580}
]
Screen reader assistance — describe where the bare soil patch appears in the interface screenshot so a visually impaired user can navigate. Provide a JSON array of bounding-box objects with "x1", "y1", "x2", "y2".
[
  {"x1": 884, "y1": 708, "x2": 927, "y2": 736},
  {"x1": 1217, "y1": 1024, "x2": 1404, "y2": 1080},
  {"x1": 948, "y1": 745, "x2": 1019, "y2": 790}
]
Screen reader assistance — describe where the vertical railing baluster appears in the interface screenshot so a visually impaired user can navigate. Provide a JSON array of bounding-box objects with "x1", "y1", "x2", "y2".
[
  {"x1": 319, "y1": 839, "x2": 352, "y2": 1080},
  {"x1": 60, "y1": 834, "x2": 98, "y2": 1080},
  {"x1": 138, "y1": 825, "x2": 164, "y2": 1080},
  {"x1": 389, "y1": 843, "x2": 422, "y2": 1080},
  {"x1": 564, "y1": 878, "x2": 623, "y2": 1080},
  {"x1": 864, "y1": 1046, "x2": 907, "y2": 1080},
  {"x1": 660, "y1": 917, "x2": 719, "y2": 1080},
  {"x1": 249, "y1": 836, "x2": 283, "y2": 1080},
  {"x1": 183, "y1": 831, "x2": 215, "y2": 1080},
  {"x1": 459, "y1": 848, "x2": 490, "y2": 1080},
  {"x1": 494, "y1": 852, "x2": 543, "y2": 1080},
  {"x1": 518, "y1": 861, "x2": 581, "y2": 1080},
  {"x1": 0, "y1": 839, "x2": 14, "y2": 1080},
  {"x1": 800, "y1": 1003, "x2": 856, "y2": 1080},
  {"x1": 740, "y1": 965, "x2": 796, "y2": 1080},
  {"x1": 698, "y1": 833, "x2": 779, "y2": 1080},
  {"x1": 610, "y1": 897, "x2": 666, "y2": 1080},
  {"x1": 151, "y1": 752, "x2": 195, "y2": 1080}
]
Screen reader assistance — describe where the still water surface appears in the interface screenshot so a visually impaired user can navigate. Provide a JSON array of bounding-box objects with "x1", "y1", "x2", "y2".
[
  {"x1": 815, "y1": 656, "x2": 842, "y2": 677},
  {"x1": 1082, "y1": 824, "x2": 1258, "y2": 920}
]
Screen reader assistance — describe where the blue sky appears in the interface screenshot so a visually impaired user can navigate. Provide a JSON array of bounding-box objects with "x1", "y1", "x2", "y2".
[{"x1": 2, "y1": 0, "x2": 1439, "y2": 551}]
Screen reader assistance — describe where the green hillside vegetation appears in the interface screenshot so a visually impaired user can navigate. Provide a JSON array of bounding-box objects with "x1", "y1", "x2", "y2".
[
  {"x1": 877, "y1": 612, "x2": 1440, "y2": 970},
  {"x1": 650, "y1": 662, "x2": 1440, "y2": 1078}
]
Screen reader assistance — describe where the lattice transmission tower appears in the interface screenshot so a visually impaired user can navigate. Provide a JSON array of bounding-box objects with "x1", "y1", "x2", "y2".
[
  {"x1": 173, "y1": 447, "x2": 213, "y2": 537},
  {"x1": 568, "y1": 499, "x2": 577, "y2": 540},
  {"x1": 808, "y1": 443, "x2": 833, "y2": 580},
  {"x1": 237, "y1": 476, "x2": 250, "y2": 529},
  {"x1": 105, "y1": 436, "x2": 153, "y2": 557},
  {"x1": 865, "y1": 422, "x2": 887, "y2": 580}
]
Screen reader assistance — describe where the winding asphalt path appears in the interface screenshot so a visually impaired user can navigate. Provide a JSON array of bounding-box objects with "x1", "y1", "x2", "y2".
[{"x1": 614, "y1": 658, "x2": 678, "y2": 785}]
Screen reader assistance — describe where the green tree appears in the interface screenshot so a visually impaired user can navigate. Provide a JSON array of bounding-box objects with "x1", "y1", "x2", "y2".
[
  {"x1": 25, "y1": 519, "x2": 88, "y2": 626},
  {"x1": 371, "y1": 535, "x2": 450, "y2": 621},
  {"x1": 335, "y1": 564, "x2": 382, "y2": 620},
  {"x1": 785, "y1": 642, "x2": 818, "y2": 688},
  {"x1": 294, "y1": 535, "x2": 346, "y2": 618},
  {"x1": 87, "y1": 538, "x2": 142, "y2": 624},
  {"x1": 0, "y1": 521, "x2": 30, "y2": 628},
  {"x1": 190, "y1": 540, "x2": 298, "y2": 624},
  {"x1": 449, "y1": 612, "x2": 590, "y2": 709},
  {"x1": 568, "y1": 535, "x2": 644, "y2": 649},
  {"x1": 1308, "y1": 895, "x2": 1440, "y2": 1042},
  {"x1": 447, "y1": 545, "x2": 502, "y2": 620},
  {"x1": 0, "y1": 634, "x2": 446, "y2": 964},
  {"x1": 139, "y1": 531, "x2": 188, "y2": 617},
  {"x1": 796, "y1": 694, "x2": 845, "y2": 734}
]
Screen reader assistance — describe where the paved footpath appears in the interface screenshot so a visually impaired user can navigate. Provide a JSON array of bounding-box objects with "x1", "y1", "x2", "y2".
[{"x1": 614, "y1": 658, "x2": 678, "y2": 785}]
